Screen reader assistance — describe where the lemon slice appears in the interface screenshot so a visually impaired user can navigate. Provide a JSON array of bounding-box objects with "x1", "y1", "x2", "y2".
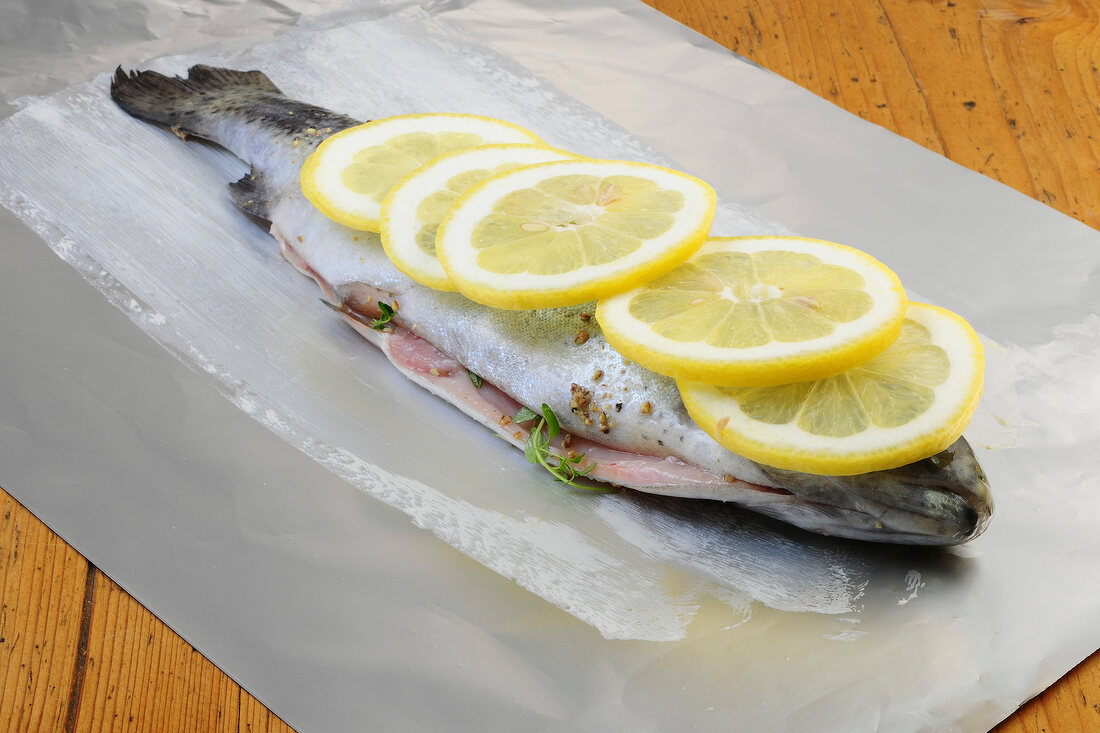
[
  {"x1": 435, "y1": 159, "x2": 716, "y2": 309},
  {"x1": 678, "y1": 303, "x2": 984, "y2": 475},
  {"x1": 380, "y1": 144, "x2": 580, "y2": 291},
  {"x1": 300, "y1": 114, "x2": 544, "y2": 232},
  {"x1": 595, "y1": 236, "x2": 907, "y2": 386}
]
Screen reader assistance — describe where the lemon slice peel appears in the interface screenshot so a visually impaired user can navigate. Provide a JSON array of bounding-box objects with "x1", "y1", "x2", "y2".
[
  {"x1": 678, "y1": 302, "x2": 985, "y2": 476},
  {"x1": 595, "y1": 236, "x2": 908, "y2": 386},
  {"x1": 300, "y1": 113, "x2": 544, "y2": 232},
  {"x1": 436, "y1": 158, "x2": 717, "y2": 310},
  {"x1": 380, "y1": 143, "x2": 581, "y2": 291}
]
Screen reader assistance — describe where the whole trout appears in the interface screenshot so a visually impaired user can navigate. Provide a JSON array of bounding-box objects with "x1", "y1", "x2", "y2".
[{"x1": 110, "y1": 65, "x2": 993, "y2": 544}]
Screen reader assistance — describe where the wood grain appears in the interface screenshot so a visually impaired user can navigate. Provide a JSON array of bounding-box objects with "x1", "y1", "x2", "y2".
[
  {"x1": 0, "y1": 489, "x2": 85, "y2": 732},
  {"x1": 643, "y1": 0, "x2": 1100, "y2": 229},
  {"x1": 1, "y1": 1, "x2": 1099, "y2": 731},
  {"x1": 639, "y1": 3, "x2": 1100, "y2": 731},
  {"x1": 0, "y1": 489, "x2": 293, "y2": 732}
]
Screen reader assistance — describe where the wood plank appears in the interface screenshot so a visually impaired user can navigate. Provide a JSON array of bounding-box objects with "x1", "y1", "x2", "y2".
[
  {"x1": 1, "y1": 477, "x2": 1095, "y2": 728},
  {"x1": 75, "y1": 568, "x2": 238, "y2": 732},
  {"x1": 0, "y1": 486, "x2": 295, "y2": 732},
  {"x1": 993, "y1": 648, "x2": 1100, "y2": 732},
  {"x1": 644, "y1": 0, "x2": 1100, "y2": 229},
  {"x1": 2, "y1": 1, "x2": 1100, "y2": 731},
  {"x1": 72, "y1": 565, "x2": 298, "y2": 732},
  {"x1": 239, "y1": 691, "x2": 295, "y2": 733},
  {"x1": 0, "y1": 489, "x2": 87, "y2": 732},
  {"x1": 74, "y1": 567, "x2": 296, "y2": 732},
  {"x1": 642, "y1": 2, "x2": 1100, "y2": 731}
]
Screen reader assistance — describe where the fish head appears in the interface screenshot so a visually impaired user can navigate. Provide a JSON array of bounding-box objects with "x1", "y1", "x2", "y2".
[{"x1": 757, "y1": 437, "x2": 993, "y2": 545}]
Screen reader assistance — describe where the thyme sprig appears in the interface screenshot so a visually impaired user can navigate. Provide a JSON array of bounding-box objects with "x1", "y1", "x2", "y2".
[
  {"x1": 513, "y1": 404, "x2": 614, "y2": 492},
  {"x1": 370, "y1": 301, "x2": 396, "y2": 330}
]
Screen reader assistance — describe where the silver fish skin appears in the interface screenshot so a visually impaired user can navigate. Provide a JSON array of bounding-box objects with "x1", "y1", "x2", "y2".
[{"x1": 110, "y1": 65, "x2": 993, "y2": 545}]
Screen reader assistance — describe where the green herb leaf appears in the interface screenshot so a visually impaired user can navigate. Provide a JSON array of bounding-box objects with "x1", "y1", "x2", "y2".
[
  {"x1": 513, "y1": 406, "x2": 539, "y2": 424},
  {"x1": 514, "y1": 404, "x2": 615, "y2": 493},
  {"x1": 541, "y1": 403, "x2": 560, "y2": 439},
  {"x1": 523, "y1": 431, "x2": 539, "y2": 463},
  {"x1": 574, "y1": 460, "x2": 596, "y2": 477},
  {"x1": 467, "y1": 370, "x2": 483, "y2": 389},
  {"x1": 370, "y1": 301, "x2": 396, "y2": 330}
]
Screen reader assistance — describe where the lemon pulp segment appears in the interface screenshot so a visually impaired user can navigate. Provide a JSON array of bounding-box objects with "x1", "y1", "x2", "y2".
[
  {"x1": 436, "y1": 159, "x2": 716, "y2": 309},
  {"x1": 380, "y1": 144, "x2": 579, "y2": 290},
  {"x1": 301, "y1": 114, "x2": 544, "y2": 232},
  {"x1": 678, "y1": 302, "x2": 985, "y2": 475},
  {"x1": 595, "y1": 236, "x2": 908, "y2": 386}
]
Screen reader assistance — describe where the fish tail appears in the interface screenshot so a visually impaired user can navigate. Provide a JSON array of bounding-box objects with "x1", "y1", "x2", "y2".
[
  {"x1": 110, "y1": 65, "x2": 283, "y2": 139},
  {"x1": 112, "y1": 64, "x2": 360, "y2": 220}
]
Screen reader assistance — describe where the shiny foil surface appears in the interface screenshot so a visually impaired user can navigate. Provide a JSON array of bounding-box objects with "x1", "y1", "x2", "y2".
[{"x1": 1, "y1": 1, "x2": 1098, "y2": 731}]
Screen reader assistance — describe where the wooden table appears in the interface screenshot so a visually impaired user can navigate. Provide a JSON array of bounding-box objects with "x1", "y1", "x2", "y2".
[{"x1": 2, "y1": 1, "x2": 1099, "y2": 730}]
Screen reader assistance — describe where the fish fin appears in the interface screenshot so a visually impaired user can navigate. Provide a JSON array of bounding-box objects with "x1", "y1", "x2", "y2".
[
  {"x1": 227, "y1": 166, "x2": 274, "y2": 220},
  {"x1": 110, "y1": 65, "x2": 283, "y2": 138},
  {"x1": 183, "y1": 65, "x2": 282, "y2": 95}
]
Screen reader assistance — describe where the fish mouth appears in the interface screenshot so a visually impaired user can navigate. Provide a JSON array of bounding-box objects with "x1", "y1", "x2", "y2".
[{"x1": 757, "y1": 437, "x2": 993, "y2": 545}]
